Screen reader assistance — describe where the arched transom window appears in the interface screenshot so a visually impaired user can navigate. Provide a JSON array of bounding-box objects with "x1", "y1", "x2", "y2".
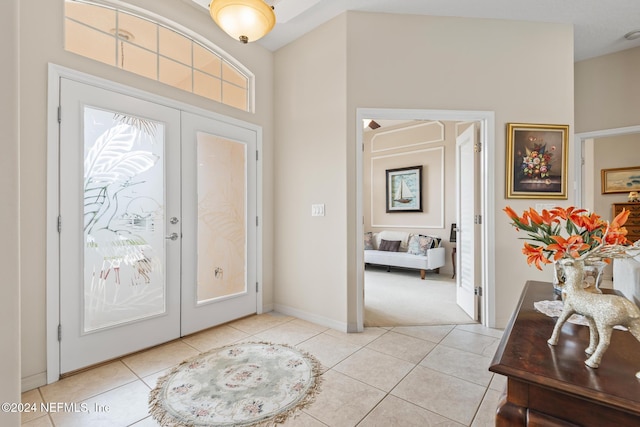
[{"x1": 64, "y1": 0, "x2": 253, "y2": 112}]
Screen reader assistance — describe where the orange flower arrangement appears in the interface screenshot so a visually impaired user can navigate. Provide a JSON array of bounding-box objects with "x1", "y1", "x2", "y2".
[{"x1": 503, "y1": 206, "x2": 631, "y2": 270}]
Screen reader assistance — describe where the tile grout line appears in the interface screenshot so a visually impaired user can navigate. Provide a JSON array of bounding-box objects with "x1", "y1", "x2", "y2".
[
  {"x1": 359, "y1": 326, "x2": 499, "y2": 426},
  {"x1": 341, "y1": 328, "x2": 443, "y2": 425},
  {"x1": 29, "y1": 314, "x2": 504, "y2": 426},
  {"x1": 468, "y1": 382, "x2": 495, "y2": 427}
]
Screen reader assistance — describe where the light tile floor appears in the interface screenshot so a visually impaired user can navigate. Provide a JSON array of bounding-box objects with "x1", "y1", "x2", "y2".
[{"x1": 21, "y1": 313, "x2": 506, "y2": 427}]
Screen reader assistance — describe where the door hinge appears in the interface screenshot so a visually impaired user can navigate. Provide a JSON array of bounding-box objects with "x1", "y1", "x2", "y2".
[
  {"x1": 256, "y1": 216, "x2": 259, "y2": 227},
  {"x1": 256, "y1": 282, "x2": 259, "y2": 292},
  {"x1": 474, "y1": 214, "x2": 482, "y2": 225},
  {"x1": 57, "y1": 324, "x2": 62, "y2": 341},
  {"x1": 256, "y1": 150, "x2": 259, "y2": 161},
  {"x1": 474, "y1": 287, "x2": 483, "y2": 296},
  {"x1": 57, "y1": 215, "x2": 62, "y2": 233},
  {"x1": 474, "y1": 142, "x2": 482, "y2": 152},
  {"x1": 57, "y1": 106, "x2": 61, "y2": 124}
]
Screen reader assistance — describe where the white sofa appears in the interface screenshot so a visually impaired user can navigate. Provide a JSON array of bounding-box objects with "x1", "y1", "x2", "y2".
[{"x1": 364, "y1": 230, "x2": 445, "y2": 279}]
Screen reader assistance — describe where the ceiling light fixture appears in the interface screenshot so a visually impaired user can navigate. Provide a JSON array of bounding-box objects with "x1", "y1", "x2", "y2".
[
  {"x1": 624, "y1": 30, "x2": 640, "y2": 40},
  {"x1": 209, "y1": 0, "x2": 276, "y2": 44}
]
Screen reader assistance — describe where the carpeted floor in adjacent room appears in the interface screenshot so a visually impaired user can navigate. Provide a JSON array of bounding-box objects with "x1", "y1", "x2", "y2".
[{"x1": 364, "y1": 265, "x2": 475, "y2": 327}]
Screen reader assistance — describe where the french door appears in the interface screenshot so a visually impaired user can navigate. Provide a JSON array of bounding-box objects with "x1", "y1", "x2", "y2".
[
  {"x1": 58, "y1": 78, "x2": 257, "y2": 374},
  {"x1": 180, "y1": 111, "x2": 258, "y2": 335}
]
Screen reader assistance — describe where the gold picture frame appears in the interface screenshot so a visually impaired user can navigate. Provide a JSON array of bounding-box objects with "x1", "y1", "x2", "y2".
[
  {"x1": 506, "y1": 123, "x2": 569, "y2": 199},
  {"x1": 601, "y1": 166, "x2": 640, "y2": 194}
]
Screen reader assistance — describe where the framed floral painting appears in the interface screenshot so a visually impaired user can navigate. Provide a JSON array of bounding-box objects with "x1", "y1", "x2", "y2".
[{"x1": 505, "y1": 123, "x2": 569, "y2": 199}]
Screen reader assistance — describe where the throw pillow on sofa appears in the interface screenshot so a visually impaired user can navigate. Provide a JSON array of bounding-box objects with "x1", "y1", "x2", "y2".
[
  {"x1": 407, "y1": 234, "x2": 434, "y2": 255},
  {"x1": 376, "y1": 230, "x2": 411, "y2": 252},
  {"x1": 364, "y1": 232, "x2": 375, "y2": 250},
  {"x1": 378, "y1": 239, "x2": 401, "y2": 252}
]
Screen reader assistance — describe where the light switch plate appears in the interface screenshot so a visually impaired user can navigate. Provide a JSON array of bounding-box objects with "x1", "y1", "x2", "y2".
[{"x1": 311, "y1": 204, "x2": 325, "y2": 216}]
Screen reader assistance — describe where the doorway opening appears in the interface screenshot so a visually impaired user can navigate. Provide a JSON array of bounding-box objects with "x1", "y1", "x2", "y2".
[
  {"x1": 575, "y1": 125, "x2": 640, "y2": 285},
  {"x1": 575, "y1": 125, "x2": 640, "y2": 209},
  {"x1": 355, "y1": 108, "x2": 496, "y2": 332}
]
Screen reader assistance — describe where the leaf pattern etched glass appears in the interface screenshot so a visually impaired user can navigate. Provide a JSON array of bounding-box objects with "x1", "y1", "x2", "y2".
[{"x1": 83, "y1": 106, "x2": 166, "y2": 332}]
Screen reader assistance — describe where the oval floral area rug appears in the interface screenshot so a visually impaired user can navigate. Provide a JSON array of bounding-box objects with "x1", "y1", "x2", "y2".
[{"x1": 149, "y1": 342, "x2": 322, "y2": 427}]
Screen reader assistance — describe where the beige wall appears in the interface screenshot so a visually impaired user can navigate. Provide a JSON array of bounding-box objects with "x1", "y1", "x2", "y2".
[
  {"x1": 1, "y1": 0, "x2": 21, "y2": 423},
  {"x1": 273, "y1": 12, "x2": 573, "y2": 329},
  {"x1": 583, "y1": 134, "x2": 640, "y2": 280},
  {"x1": 575, "y1": 47, "x2": 640, "y2": 281},
  {"x1": 363, "y1": 120, "x2": 462, "y2": 276},
  {"x1": 365, "y1": 122, "x2": 444, "y2": 229},
  {"x1": 575, "y1": 46, "x2": 640, "y2": 133},
  {"x1": 591, "y1": 134, "x2": 640, "y2": 280},
  {"x1": 576, "y1": 47, "x2": 640, "y2": 205},
  {"x1": 273, "y1": 15, "x2": 349, "y2": 328},
  {"x1": 341, "y1": 12, "x2": 574, "y2": 328},
  {"x1": 593, "y1": 134, "x2": 640, "y2": 219},
  {"x1": 19, "y1": 0, "x2": 274, "y2": 388}
]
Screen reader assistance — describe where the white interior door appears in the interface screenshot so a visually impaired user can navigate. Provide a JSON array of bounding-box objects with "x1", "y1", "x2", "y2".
[
  {"x1": 456, "y1": 124, "x2": 479, "y2": 320},
  {"x1": 180, "y1": 111, "x2": 257, "y2": 335},
  {"x1": 59, "y1": 79, "x2": 182, "y2": 373}
]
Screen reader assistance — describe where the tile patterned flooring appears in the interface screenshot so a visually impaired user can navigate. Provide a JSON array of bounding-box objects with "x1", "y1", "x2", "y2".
[{"x1": 21, "y1": 313, "x2": 505, "y2": 426}]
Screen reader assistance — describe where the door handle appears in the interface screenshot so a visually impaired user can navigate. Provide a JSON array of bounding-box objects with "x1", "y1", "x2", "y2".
[{"x1": 165, "y1": 232, "x2": 179, "y2": 241}]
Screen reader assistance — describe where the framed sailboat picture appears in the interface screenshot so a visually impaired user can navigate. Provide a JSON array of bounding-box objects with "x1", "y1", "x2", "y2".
[{"x1": 386, "y1": 166, "x2": 423, "y2": 212}]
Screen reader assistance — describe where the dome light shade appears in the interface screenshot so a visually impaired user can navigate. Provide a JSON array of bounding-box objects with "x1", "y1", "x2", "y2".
[{"x1": 209, "y1": 0, "x2": 276, "y2": 44}]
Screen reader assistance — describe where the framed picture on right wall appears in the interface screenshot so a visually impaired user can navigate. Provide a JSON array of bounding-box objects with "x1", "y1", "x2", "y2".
[{"x1": 601, "y1": 166, "x2": 640, "y2": 194}]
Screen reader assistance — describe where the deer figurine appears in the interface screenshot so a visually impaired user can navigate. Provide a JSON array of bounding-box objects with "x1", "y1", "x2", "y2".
[{"x1": 547, "y1": 258, "x2": 640, "y2": 378}]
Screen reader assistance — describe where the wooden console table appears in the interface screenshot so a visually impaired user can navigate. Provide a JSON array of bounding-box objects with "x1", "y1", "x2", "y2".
[{"x1": 490, "y1": 281, "x2": 640, "y2": 426}]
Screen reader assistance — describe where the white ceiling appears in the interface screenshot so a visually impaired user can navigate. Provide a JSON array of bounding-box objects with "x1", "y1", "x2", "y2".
[{"x1": 189, "y1": 0, "x2": 640, "y2": 61}]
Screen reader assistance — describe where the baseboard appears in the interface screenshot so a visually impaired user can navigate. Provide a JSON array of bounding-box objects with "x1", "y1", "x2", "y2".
[
  {"x1": 272, "y1": 304, "x2": 348, "y2": 332},
  {"x1": 22, "y1": 372, "x2": 47, "y2": 392}
]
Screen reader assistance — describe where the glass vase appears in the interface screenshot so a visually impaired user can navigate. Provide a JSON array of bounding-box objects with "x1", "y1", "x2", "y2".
[
  {"x1": 552, "y1": 258, "x2": 606, "y2": 296},
  {"x1": 583, "y1": 258, "x2": 607, "y2": 293},
  {"x1": 552, "y1": 261, "x2": 565, "y2": 296}
]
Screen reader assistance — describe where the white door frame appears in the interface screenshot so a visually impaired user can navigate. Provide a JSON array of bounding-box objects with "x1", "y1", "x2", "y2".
[
  {"x1": 355, "y1": 108, "x2": 496, "y2": 331},
  {"x1": 46, "y1": 63, "x2": 263, "y2": 383},
  {"x1": 574, "y1": 125, "x2": 640, "y2": 208}
]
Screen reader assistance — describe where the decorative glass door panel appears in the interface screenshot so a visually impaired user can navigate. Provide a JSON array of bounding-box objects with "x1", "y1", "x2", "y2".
[
  {"x1": 59, "y1": 78, "x2": 181, "y2": 374},
  {"x1": 196, "y1": 133, "x2": 247, "y2": 303},
  {"x1": 83, "y1": 106, "x2": 167, "y2": 332},
  {"x1": 181, "y1": 112, "x2": 257, "y2": 335}
]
